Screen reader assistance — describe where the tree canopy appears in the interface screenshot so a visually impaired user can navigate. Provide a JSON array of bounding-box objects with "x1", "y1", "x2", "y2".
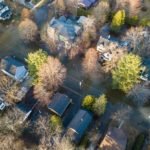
[
  {"x1": 112, "y1": 54, "x2": 142, "y2": 93},
  {"x1": 26, "y1": 49, "x2": 48, "y2": 84},
  {"x1": 111, "y1": 9, "x2": 125, "y2": 32}
]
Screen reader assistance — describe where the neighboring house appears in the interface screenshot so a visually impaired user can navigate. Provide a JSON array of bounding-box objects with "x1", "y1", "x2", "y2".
[
  {"x1": 99, "y1": 127, "x2": 127, "y2": 150},
  {"x1": 96, "y1": 35, "x2": 129, "y2": 53},
  {"x1": 13, "y1": 0, "x2": 34, "y2": 8},
  {"x1": 48, "y1": 92, "x2": 72, "y2": 117},
  {"x1": 66, "y1": 109, "x2": 93, "y2": 144},
  {"x1": 77, "y1": 0, "x2": 97, "y2": 8},
  {"x1": 140, "y1": 58, "x2": 150, "y2": 81},
  {"x1": 0, "y1": 56, "x2": 28, "y2": 82},
  {"x1": 47, "y1": 16, "x2": 84, "y2": 49},
  {"x1": 0, "y1": 1, "x2": 12, "y2": 20}
]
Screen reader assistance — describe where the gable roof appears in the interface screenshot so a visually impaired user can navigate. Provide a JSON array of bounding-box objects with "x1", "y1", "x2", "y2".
[
  {"x1": 67, "y1": 109, "x2": 92, "y2": 143},
  {"x1": 0, "y1": 56, "x2": 28, "y2": 81},
  {"x1": 48, "y1": 93, "x2": 71, "y2": 117},
  {"x1": 99, "y1": 127, "x2": 127, "y2": 150}
]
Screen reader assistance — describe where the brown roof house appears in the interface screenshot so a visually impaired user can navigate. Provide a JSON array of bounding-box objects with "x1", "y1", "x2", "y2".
[
  {"x1": 48, "y1": 92, "x2": 72, "y2": 117},
  {"x1": 99, "y1": 127, "x2": 127, "y2": 150}
]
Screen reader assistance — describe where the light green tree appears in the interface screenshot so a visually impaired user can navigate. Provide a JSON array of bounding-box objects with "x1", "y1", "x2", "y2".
[
  {"x1": 49, "y1": 115, "x2": 62, "y2": 132},
  {"x1": 26, "y1": 49, "x2": 48, "y2": 84},
  {"x1": 82, "y1": 95, "x2": 95, "y2": 111},
  {"x1": 92, "y1": 94, "x2": 107, "y2": 116},
  {"x1": 111, "y1": 10, "x2": 125, "y2": 32},
  {"x1": 112, "y1": 54, "x2": 142, "y2": 93}
]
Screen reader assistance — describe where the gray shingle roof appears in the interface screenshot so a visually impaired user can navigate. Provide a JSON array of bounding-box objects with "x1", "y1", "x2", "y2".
[
  {"x1": 67, "y1": 109, "x2": 92, "y2": 143},
  {"x1": 0, "y1": 56, "x2": 28, "y2": 81},
  {"x1": 49, "y1": 16, "x2": 82, "y2": 41},
  {"x1": 48, "y1": 93, "x2": 71, "y2": 117}
]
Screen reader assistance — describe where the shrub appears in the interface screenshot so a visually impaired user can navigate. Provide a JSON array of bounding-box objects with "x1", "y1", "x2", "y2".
[
  {"x1": 92, "y1": 94, "x2": 107, "y2": 116},
  {"x1": 50, "y1": 115, "x2": 62, "y2": 131},
  {"x1": 26, "y1": 49, "x2": 48, "y2": 84},
  {"x1": 77, "y1": 8, "x2": 91, "y2": 16},
  {"x1": 132, "y1": 133, "x2": 146, "y2": 150},
  {"x1": 112, "y1": 54, "x2": 142, "y2": 93},
  {"x1": 139, "y1": 18, "x2": 150, "y2": 27},
  {"x1": 82, "y1": 95, "x2": 95, "y2": 111},
  {"x1": 126, "y1": 16, "x2": 139, "y2": 26},
  {"x1": 111, "y1": 10, "x2": 125, "y2": 33}
]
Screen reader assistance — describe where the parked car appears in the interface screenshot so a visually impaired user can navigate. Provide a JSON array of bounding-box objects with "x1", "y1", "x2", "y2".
[{"x1": 0, "y1": 97, "x2": 5, "y2": 111}]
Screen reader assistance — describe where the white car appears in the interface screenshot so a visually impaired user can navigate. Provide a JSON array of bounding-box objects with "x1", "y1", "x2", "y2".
[{"x1": 0, "y1": 100, "x2": 5, "y2": 111}]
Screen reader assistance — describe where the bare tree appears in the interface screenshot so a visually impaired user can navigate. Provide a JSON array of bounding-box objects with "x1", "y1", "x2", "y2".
[
  {"x1": 35, "y1": 116, "x2": 74, "y2": 150},
  {"x1": 124, "y1": 27, "x2": 150, "y2": 57},
  {"x1": 82, "y1": 48, "x2": 100, "y2": 77},
  {"x1": 102, "y1": 47, "x2": 126, "y2": 73},
  {"x1": 18, "y1": 18, "x2": 38, "y2": 42},
  {"x1": 81, "y1": 16, "x2": 97, "y2": 48},
  {"x1": 110, "y1": 0, "x2": 141, "y2": 16},
  {"x1": 34, "y1": 56, "x2": 67, "y2": 104},
  {"x1": 21, "y1": 8, "x2": 32, "y2": 20},
  {"x1": 0, "y1": 74, "x2": 20, "y2": 104},
  {"x1": 127, "y1": 84, "x2": 150, "y2": 106},
  {"x1": 92, "y1": 1, "x2": 110, "y2": 28}
]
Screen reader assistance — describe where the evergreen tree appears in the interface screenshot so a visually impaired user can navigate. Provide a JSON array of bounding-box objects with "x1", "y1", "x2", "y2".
[{"x1": 111, "y1": 10, "x2": 125, "y2": 32}]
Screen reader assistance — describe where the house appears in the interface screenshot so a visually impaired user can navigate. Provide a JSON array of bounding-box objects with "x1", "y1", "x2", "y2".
[
  {"x1": 0, "y1": 56, "x2": 28, "y2": 82},
  {"x1": 0, "y1": 1, "x2": 12, "y2": 20},
  {"x1": 47, "y1": 16, "x2": 83, "y2": 49},
  {"x1": 96, "y1": 35, "x2": 130, "y2": 53},
  {"x1": 140, "y1": 58, "x2": 150, "y2": 81},
  {"x1": 13, "y1": 0, "x2": 34, "y2": 8},
  {"x1": 77, "y1": 0, "x2": 97, "y2": 8},
  {"x1": 99, "y1": 127, "x2": 127, "y2": 150},
  {"x1": 48, "y1": 16, "x2": 82, "y2": 42},
  {"x1": 48, "y1": 93, "x2": 72, "y2": 117},
  {"x1": 66, "y1": 109, "x2": 93, "y2": 144}
]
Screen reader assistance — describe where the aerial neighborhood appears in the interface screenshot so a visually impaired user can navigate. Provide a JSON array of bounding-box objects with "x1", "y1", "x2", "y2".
[{"x1": 0, "y1": 0, "x2": 150, "y2": 150}]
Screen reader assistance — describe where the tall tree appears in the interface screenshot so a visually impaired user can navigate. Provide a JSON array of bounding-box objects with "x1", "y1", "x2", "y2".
[
  {"x1": 112, "y1": 54, "x2": 142, "y2": 93},
  {"x1": 34, "y1": 56, "x2": 66, "y2": 104},
  {"x1": 26, "y1": 49, "x2": 48, "y2": 84},
  {"x1": 111, "y1": 10, "x2": 125, "y2": 32}
]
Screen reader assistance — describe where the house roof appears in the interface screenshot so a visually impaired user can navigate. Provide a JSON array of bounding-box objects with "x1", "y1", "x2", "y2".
[
  {"x1": 49, "y1": 16, "x2": 82, "y2": 41},
  {"x1": 78, "y1": 0, "x2": 97, "y2": 8},
  {"x1": 0, "y1": 56, "x2": 28, "y2": 81},
  {"x1": 48, "y1": 93, "x2": 71, "y2": 117},
  {"x1": 67, "y1": 109, "x2": 93, "y2": 143},
  {"x1": 99, "y1": 127, "x2": 127, "y2": 150}
]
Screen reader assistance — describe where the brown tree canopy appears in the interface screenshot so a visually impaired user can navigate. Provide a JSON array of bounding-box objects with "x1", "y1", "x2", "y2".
[
  {"x1": 18, "y1": 18, "x2": 38, "y2": 42},
  {"x1": 0, "y1": 73, "x2": 20, "y2": 104},
  {"x1": 34, "y1": 56, "x2": 67, "y2": 104},
  {"x1": 82, "y1": 48, "x2": 99, "y2": 76}
]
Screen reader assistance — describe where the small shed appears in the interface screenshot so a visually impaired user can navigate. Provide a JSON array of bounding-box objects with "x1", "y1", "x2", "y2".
[
  {"x1": 0, "y1": 56, "x2": 28, "y2": 82},
  {"x1": 48, "y1": 93, "x2": 72, "y2": 117},
  {"x1": 99, "y1": 127, "x2": 127, "y2": 150},
  {"x1": 67, "y1": 109, "x2": 93, "y2": 144}
]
